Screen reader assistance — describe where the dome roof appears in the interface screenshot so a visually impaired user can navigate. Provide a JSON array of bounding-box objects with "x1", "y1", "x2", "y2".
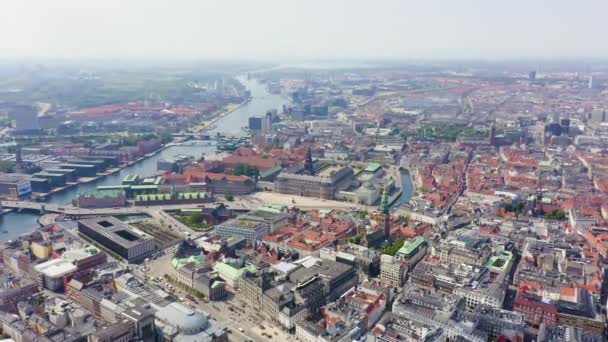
[{"x1": 156, "y1": 303, "x2": 209, "y2": 335}]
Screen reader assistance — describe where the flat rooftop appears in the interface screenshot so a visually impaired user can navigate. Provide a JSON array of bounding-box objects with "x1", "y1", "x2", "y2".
[
  {"x1": 317, "y1": 165, "x2": 344, "y2": 177},
  {"x1": 79, "y1": 216, "x2": 152, "y2": 248},
  {"x1": 0, "y1": 173, "x2": 30, "y2": 184}
]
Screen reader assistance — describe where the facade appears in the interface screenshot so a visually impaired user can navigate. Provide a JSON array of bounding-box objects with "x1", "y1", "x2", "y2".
[
  {"x1": 0, "y1": 275, "x2": 37, "y2": 312},
  {"x1": 34, "y1": 246, "x2": 106, "y2": 291},
  {"x1": 76, "y1": 189, "x2": 126, "y2": 208},
  {"x1": 395, "y1": 236, "x2": 427, "y2": 269},
  {"x1": 194, "y1": 273, "x2": 227, "y2": 301},
  {"x1": 77, "y1": 217, "x2": 156, "y2": 262},
  {"x1": 0, "y1": 173, "x2": 32, "y2": 200},
  {"x1": 274, "y1": 166, "x2": 354, "y2": 199},
  {"x1": 380, "y1": 254, "x2": 407, "y2": 286}
]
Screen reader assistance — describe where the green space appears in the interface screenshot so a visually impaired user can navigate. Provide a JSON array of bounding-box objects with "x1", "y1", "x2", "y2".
[
  {"x1": 0, "y1": 160, "x2": 16, "y2": 173},
  {"x1": 504, "y1": 201, "x2": 524, "y2": 213},
  {"x1": 544, "y1": 209, "x2": 567, "y2": 220},
  {"x1": 346, "y1": 234, "x2": 363, "y2": 245},
  {"x1": 174, "y1": 211, "x2": 211, "y2": 231},
  {"x1": 380, "y1": 236, "x2": 406, "y2": 256}
]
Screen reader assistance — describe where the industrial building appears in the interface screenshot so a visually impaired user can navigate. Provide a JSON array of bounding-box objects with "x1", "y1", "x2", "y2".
[
  {"x1": 59, "y1": 163, "x2": 97, "y2": 177},
  {"x1": 77, "y1": 216, "x2": 156, "y2": 263},
  {"x1": 32, "y1": 172, "x2": 66, "y2": 187},
  {"x1": 0, "y1": 173, "x2": 32, "y2": 199}
]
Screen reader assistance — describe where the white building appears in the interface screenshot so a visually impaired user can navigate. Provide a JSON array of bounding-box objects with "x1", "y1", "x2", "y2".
[{"x1": 380, "y1": 254, "x2": 407, "y2": 286}]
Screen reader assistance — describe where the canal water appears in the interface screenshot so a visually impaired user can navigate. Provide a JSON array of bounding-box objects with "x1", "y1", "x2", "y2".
[
  {"x1": 392, "y1": 170, "x2": 414, "y2": 208},
  {"x1": 0, "y1": 77, "x2": 287, "y2": 240},
  {"x1": 209, "y1": 76, "x2": 288, "y2": 136}
]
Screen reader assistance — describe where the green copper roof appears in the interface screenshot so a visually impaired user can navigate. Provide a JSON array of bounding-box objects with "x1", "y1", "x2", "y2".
[
  {"x1": 380, "y1": 186, "x2": 390, "y2": 215},
  {"x1": 397, "y1": 236, "x2": 425, "y2": 257},
  {"x1": 80, "y1": 189, "x2": 124, "y2": 198},
  {"x1": 364, "y1": 162, "x2": 382, "y2": 173}
]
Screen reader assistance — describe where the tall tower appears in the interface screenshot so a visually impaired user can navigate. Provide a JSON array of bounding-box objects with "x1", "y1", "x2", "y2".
[
  {"x1": 380, "y1": 186, "x2": 391, "y2": 237},
  {"x1": 304, "y1": 147, "x2": 315, "y2": 176},
  {"x1": 489, "y1": 122, "x2": 496, "y2": 146}
]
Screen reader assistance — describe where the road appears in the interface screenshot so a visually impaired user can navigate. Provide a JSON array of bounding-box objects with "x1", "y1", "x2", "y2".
[
  {"x1": 2, "y1": 191, "x2": 364, "y2": 217},
  {"x1": 142, "y1": 249, "x2": 298, "y2": 342}
]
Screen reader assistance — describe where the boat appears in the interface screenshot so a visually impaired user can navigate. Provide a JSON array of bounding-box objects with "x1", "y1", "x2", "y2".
[{"x1": 2, "y1": 230, "x2": 8, "y2": 234}]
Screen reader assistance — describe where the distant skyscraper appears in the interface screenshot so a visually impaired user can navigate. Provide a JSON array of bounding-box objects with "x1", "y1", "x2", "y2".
[
  {"x1": 529, "y1": 71, "x2": 537, "y2": 81},
  {"x1": 248, "y1": 117, "x2": 262, "y2": 131},
  {"x1": 9, "y1": 104, "x2": 39, "y2": 132},
  {"x1": 489, "y1": 123, "x2": 496, "y2": 146},
  {"x1": 588, "y1": 76, "x2": 594, "y2": 89},
  {"x1": 261, "y1": 111, "x2": 272, "y2": 133}
]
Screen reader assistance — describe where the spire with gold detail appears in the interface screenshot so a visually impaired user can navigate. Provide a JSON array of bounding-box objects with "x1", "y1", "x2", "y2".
[
  {"x1": 380, "y1": 186, "x2": 391, "y2": 237},
  {"x1": 304, "y1": 147, "x2": 315, "y2": 175}
]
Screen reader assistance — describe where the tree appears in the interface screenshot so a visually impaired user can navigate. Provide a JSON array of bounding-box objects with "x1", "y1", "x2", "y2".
[
  {"x1": 0, "y1": 160, "x2": 15, "y2": 173},
  {"x1": 346, "y1": 234, "x2": 363, "y2": 245},
  {"x1": 380, "y1": 237, "x2": 406, "y2": 256},
  {"x1": 225, "y1": 193, "x2": 234, "y2": 202},
  {"x1": 544, "y1": 209, "x2": 566, "y2": 221},
  {"x1": 190, "y1": 211, "x2": 202, "y2": 223},
  {"x1": 504, "y1": 201, "x2": 524, "y2": 213}
]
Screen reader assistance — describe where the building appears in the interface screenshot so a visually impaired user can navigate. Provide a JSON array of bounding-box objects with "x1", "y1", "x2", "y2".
[
  {"x1": 392, "y1": 284, "x2": 487, "y2": 342},
  {"x1": 538, "y1": 324, "x2": 605, "y2": 342},
  {"x1": 154, "y1": 302, "x2": 227, "y2": 341},
  {"x1": 212, "y1": 261, "x2": 255, "y2": 289},
  {"x1": 395, "y1": 236, "x2": 427, "y2": 270},
  {"x1": 76, "y1": 189, "x2": 126, "y2": 208},
  {"x1": 90, "y1": 320, "x2": 134, "y2": 342},
  {"x1": 9, "y1": 104, "x2": 39, "y2": 132},
  {"x1": 248, "y1": 116, "x2": 262, "y2": 131},
  {"x1": 194, "y1": 273, "x2": 227, "y2": 301},
  {"x1": 0, "y1": 173, "x2": 31, "y2": 200},
  {"x1": 77, "y1": 217, "x2": 156, "y2": 263},
  {"x1": 214, "y1": 217, "x2": 271, "y2": 244},
  {"x1": 513, "y1": 294, "x2": 558, "y2": 328},
  {"x1": 121, "y1": 304, "x2": 156, "y2": 342},
  {"x1": 274, "y1": 165, "x2": 354, "y2": 199},
  {"x1": 473, "y1": 305, "x2": 524, "y2": 339},
  {"x1": 0, "y1": 274, "x2": 37, "y2": 312},
  {"x1": 34, "y1": 245, "x2": 106, "y2": 291},
  {"x1": 380, "y1": 254, "x2": 407, "y2": 286},
  {"x1": 320, "y1": 243, "x2": 381, "y2": 279}
]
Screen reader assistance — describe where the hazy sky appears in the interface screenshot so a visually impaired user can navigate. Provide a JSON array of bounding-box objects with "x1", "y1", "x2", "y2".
[{"x1": 1, "y1": 0, "x2": 607, "y2": 61}]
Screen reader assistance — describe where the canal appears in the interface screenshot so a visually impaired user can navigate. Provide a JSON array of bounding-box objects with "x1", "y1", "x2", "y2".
[{"x1": 0, "y1": 76, "x2": 287, "y2": 240}]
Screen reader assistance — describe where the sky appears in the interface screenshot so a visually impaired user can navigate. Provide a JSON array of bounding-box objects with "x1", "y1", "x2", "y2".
[{"x1": 1, "y1": 0, "x2": 607, "y2": 62}]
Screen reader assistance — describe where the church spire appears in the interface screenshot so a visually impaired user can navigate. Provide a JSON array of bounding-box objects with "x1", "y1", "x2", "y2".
[
  {"x1": 380, "y1": 186, "x2": 391, "y2": 237},
  {"x1": 304, "y1": 147, "x2": 314, "y2": 175},
  {"x1": 380, "y1": 186, "x2": 389, "y2": 215}
]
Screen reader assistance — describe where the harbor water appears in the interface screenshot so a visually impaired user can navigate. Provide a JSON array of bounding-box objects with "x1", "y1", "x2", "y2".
[{"x1": 0, "y1": 77, "x2": 286, "y2": 240}]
